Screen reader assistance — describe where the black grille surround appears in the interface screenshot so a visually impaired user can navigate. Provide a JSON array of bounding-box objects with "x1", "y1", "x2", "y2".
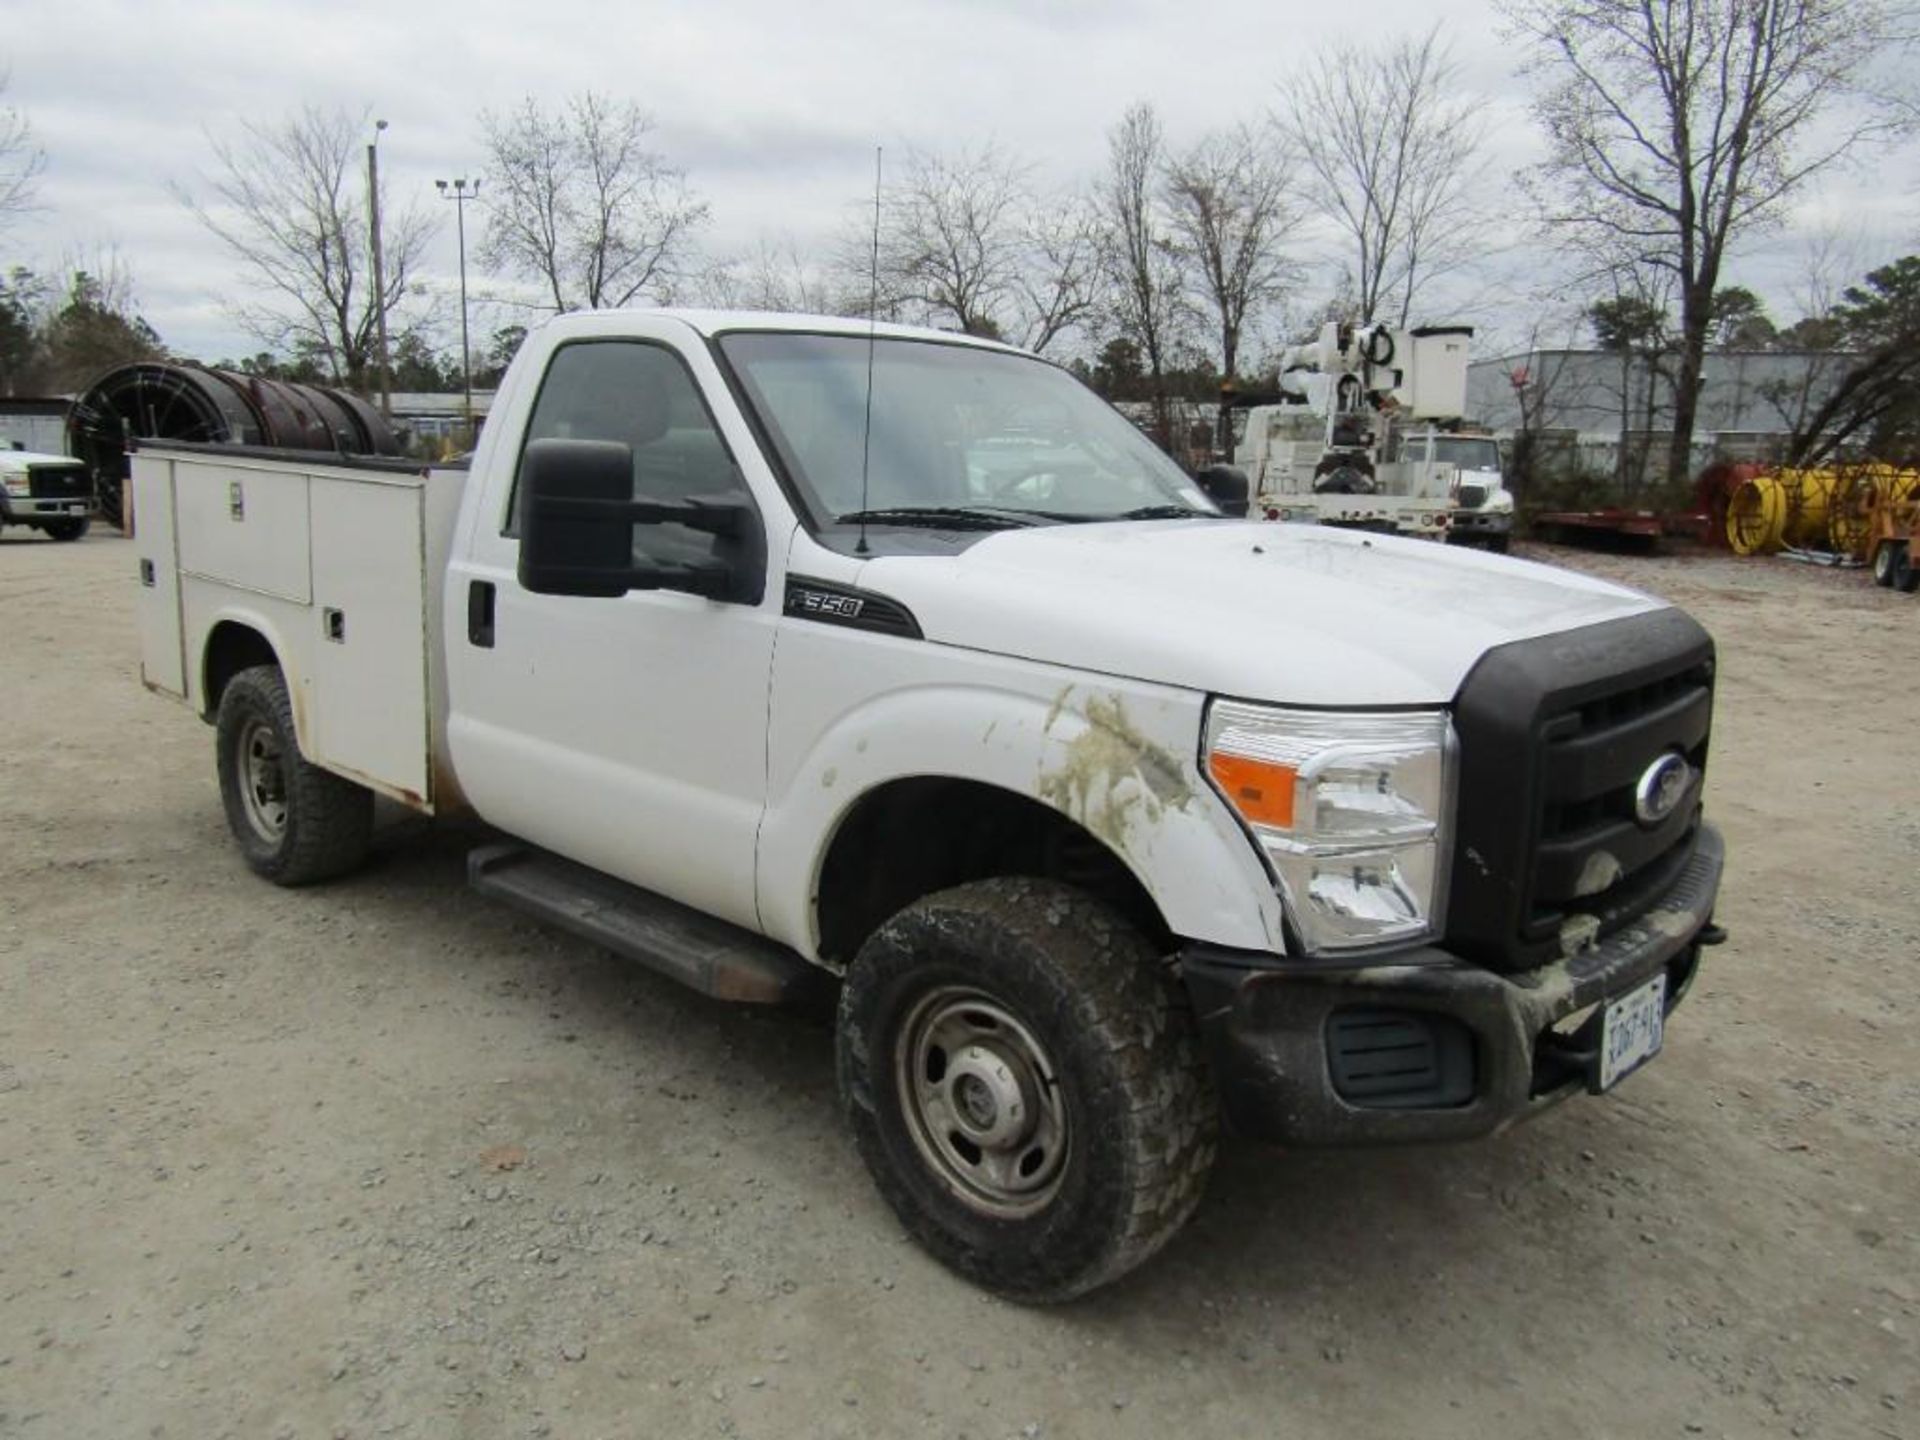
[
  {"x1": 1447, "y1": 607, "x2": 1715, "y2": 974},
  {"x1": 27, "y1": 464, "x2": 91, "y2": 502}
]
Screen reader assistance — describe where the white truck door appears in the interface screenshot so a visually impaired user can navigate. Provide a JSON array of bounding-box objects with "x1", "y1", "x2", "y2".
[{"x1": 445, "y1": 336, "x2": 777, "y2": 933}]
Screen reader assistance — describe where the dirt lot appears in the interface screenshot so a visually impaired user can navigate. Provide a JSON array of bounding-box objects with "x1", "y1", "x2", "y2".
[{"x1": 1, "y1": 529, "x2": 1914, "y2": 1440}]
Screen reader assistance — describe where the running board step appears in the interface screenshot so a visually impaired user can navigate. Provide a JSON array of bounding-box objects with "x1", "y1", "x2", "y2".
[{"x1": 468, "y1": 843, "x2": 831, "y2": 1007}]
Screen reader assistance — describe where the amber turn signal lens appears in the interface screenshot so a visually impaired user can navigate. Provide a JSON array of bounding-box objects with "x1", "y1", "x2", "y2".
[{"x1": 1207, "y1": 753, "x2": 1297, "y2": 830}]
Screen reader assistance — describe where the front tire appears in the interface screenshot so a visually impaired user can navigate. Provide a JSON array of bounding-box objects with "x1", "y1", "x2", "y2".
[
  {"x1": 837, "y1": 877, "x2": 1217, "y2": 1302},
  {"x1": 215, "y1": 665, "x2": 373, "y2": 885},
  {"x1": 40, "y1": 517, "x2": 90, "y2": 542}
]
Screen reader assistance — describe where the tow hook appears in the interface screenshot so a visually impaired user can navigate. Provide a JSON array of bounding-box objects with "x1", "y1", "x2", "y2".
[{"x1": 1697, "y1": 922, "x2": 1729, "y2": 947}]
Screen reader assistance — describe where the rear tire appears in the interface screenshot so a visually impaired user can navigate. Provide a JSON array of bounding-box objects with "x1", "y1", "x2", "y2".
[
  {"x1": 1485, "y1": 532, "x2": 1511, "y2": 554},
  {"x1": 40, "y1": 517, "x2": 89, "y2": 542},
  {"x1": 215, "y1": 665, "x2": 373, "y2": 885},
  {"x1": 1893, "y1": 542, "x2": 1919, "y2": 594},
  {"x1": 837, "y1": 877, "x2": 1216, "y2": 1303}
]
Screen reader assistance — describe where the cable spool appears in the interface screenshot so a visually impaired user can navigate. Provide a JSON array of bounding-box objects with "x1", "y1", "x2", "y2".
[
  {"x1": 1828, "y1": 463, "x2": 1920, "y2": 558},
  {"x1": 68, "y1": 362, "x2": 399, "y2": 528},
  {"x1": 1725, "y1": 475, "x2": 1787, "y2": 554},
  {"x1": 1725, "y1": 468, "x2": 1843, "y2": 555},
  {"x1": 1775, "y1": 468, "x2": 1836, "y2": 547}
]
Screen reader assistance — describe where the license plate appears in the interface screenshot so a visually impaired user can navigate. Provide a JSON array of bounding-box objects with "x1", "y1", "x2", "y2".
[{"x1": 1598, "y1": 973, "x2": 1667, "y2": 1091}]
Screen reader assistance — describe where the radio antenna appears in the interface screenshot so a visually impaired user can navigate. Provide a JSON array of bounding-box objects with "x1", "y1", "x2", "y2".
[{"x1": 856, "y1": 145, "x2": 882, "y2": 557}]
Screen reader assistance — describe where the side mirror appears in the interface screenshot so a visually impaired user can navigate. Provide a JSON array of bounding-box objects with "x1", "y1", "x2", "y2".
[
  {"x1": 519, "y1": 439, "x2": 636, "y2": 597},
  {"x1": 1195, "y1": 463, "x2": 1250, "y2": 518},
  {"x1": 517, "y1": 438, "x2": 764, "y2": 603}
]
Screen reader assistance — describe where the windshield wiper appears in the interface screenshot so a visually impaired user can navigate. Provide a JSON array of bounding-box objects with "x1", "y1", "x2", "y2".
[
  {"x1": 1110, "y1": 504, "x2": 1217, "y2": 521},
  {"x1": 833, "y1": 505, "x2": 1051, "y2": 531}
]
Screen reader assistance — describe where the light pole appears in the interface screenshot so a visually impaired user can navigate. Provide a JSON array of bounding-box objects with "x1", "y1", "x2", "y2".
[
  {"x1": 367, "y1": 119, "x2": 392, "y2": 419},
  {"x1": 435, "y1": 176, "x2": 480, "y2": 436}
]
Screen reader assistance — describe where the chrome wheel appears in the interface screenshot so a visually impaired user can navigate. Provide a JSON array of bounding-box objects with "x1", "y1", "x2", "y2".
[
  {"x1": 895, "y1": 987, "x2": 1069, "y2": 1218},
  {"x1": 234, "y1": 716, "x2": 288, "y2": 843}
]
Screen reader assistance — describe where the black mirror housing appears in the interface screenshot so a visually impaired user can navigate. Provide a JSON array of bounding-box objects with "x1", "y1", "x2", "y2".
[
  {"x1": 1195, "y1": 463, "x2": 1251, "y2": 518},
  {"x1": 519, "y1": 439, "x2": 637, "y2": 596},
  {"x1": 517, "y1": 438, "x2": 765, "y2": 604}
]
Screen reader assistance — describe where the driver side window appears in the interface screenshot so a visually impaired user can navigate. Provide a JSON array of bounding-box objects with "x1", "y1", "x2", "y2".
[{"x1": 509, "y1": 340, "x2": 747, "y2": 568}]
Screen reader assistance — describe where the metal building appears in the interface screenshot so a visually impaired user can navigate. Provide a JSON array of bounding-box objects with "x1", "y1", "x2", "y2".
[{"x1": 1467, "y1": 350, "x2": 1863, "y2": 480}]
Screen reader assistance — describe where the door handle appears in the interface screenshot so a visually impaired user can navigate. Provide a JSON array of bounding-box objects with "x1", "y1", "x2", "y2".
[{"x1": 467, "y1": 580, "x2": 496, "y2": 648}]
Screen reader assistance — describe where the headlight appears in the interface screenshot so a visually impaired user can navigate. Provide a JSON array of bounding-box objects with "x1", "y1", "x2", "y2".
[
  {"x1": 1, "y1": 475, "x2": 27, "y2": 496},
  {"x1": 1204, "y1": 701, "x2": 1453, "y2": 954}
]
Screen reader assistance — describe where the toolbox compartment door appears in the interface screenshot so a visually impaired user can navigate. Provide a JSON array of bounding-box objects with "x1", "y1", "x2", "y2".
[
  {"x1": 174, "y1": 457, "x2": 312, "y2": 604},
  {"x1": 306, "y1": 477, "x2": 431, "y2": 804},
  {"x1": 132, "y1": 455, "x2": 187, "y2": 698}
]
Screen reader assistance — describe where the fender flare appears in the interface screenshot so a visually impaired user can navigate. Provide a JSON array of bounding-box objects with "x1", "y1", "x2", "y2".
[
  {"x1": 196, "y1": 606, "x2": 314, "y2": 757},
  {"x1": 755, "y1": 681, "x2": 1285, "y2": 962}
]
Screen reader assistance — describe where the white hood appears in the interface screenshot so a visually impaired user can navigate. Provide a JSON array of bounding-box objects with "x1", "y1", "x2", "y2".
[{"x1": 863, "y1": 521, "x2": 1662, "y2": 706}]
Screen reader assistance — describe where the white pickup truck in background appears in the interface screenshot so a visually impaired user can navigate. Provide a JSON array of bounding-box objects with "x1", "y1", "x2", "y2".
[
  {"x1": 1, "y1": 449, "x2": 94, "y2": 541},
  {"x1": 134, "y1": 310, "x2": 1726, "y2": 1301}
]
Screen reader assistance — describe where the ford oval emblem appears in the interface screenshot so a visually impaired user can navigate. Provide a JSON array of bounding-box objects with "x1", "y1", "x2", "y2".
[{"x1": 1634, "y1": 752, "x2": 1692, "y2": 827}]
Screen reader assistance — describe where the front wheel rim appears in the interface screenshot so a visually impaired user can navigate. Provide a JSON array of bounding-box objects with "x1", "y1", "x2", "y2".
[
  {"x1": 894, "y1": 986, "x2": 1070, "y2": 1219},
  {"x1": 234, "y1": 716, "x2": 289, "y2": 842}
]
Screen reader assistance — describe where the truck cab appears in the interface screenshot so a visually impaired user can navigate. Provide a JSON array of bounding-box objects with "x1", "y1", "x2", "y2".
[{"x1": 1390, "y1": 430, "x2": 1514, "y2": 551}]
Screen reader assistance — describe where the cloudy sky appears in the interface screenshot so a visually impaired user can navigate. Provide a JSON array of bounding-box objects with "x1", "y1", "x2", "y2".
[{"x1": 5, "y1": 0, "x2": 1916, "y2": 367}]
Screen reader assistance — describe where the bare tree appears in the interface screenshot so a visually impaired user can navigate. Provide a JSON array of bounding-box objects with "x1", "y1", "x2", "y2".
[
  {"x1": 1278, "y1": 27, "x2": 1486, "y2": 327},
  {"x1": 853, "y1": 144, "x2": 1096, "y2": 353},
  {"x1": 698, "y1": 234, "x2": 847, "y2": 314},
  {"x1": 1011, "y1": 200, "x2": 1100, "y2": 354},
  {"x1": 0, "y1": 74, "x2": 45, "y2": 236},
  {"x1": 1503, "y1": 0, "x2": 1910, "y2": 487},
  {"x1": 177, "y1": 106, "x2": 437, "y2": 386},
  {"x1": 873, "y1": 143, "x2": 1023, "y2": 336},
  {"x1": 1096, "y1": 103, "x2": 1189, "y2": 440},
  {"x1": 480, "y1": 94, "x2": 708, "y2": 313},
  {"x1": 1164, "y1": 124, "x2": 1302, "y2": 383}
]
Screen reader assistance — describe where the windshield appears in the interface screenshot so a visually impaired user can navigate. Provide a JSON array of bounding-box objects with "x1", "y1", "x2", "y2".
[
  {"x1": 717, "y1": 332, "x2": 1215, "y2": 523},
  {"x1": 1431, "y1": 437, "x2": 1502, "y2": 472}
]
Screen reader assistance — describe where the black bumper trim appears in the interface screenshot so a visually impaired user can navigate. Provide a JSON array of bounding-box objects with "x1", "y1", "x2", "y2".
[{"x1": 1180, "y1": 823, "x2": 1724, "y2": 1146}]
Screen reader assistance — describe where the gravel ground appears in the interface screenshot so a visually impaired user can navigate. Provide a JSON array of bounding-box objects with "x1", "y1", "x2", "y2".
[{"x1": 1, "y1": 529, "x2": 1915, "y2": 1440}]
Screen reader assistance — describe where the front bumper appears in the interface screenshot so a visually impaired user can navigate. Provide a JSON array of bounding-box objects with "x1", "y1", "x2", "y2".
[
  {"x1": 0, "y1": 494, "x2": 92, "y2": 523},
  {"x1": 1181, "y1": 823, "x2": 1723, "y2": 1146},
  {"x1": 1449, "y1": 509, "x2": 1513, "y2": 534}
]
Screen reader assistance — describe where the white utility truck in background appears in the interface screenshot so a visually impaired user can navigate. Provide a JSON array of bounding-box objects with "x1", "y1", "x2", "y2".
[
  {"x1": 1231, "y1": 322, "x2": 1476, "y2": 538},
  {"x1": 134, "y1": 309, "x2": 1726, "y2": 1302},
  {"x1": 1390, "y1": 428, "x2": 1516, "y2": 552}
]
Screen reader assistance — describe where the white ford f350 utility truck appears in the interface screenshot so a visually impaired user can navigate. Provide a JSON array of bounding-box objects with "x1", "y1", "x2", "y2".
[{"x1": 134, "y1": 310, "x2": 1725, "y2": 1301}]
